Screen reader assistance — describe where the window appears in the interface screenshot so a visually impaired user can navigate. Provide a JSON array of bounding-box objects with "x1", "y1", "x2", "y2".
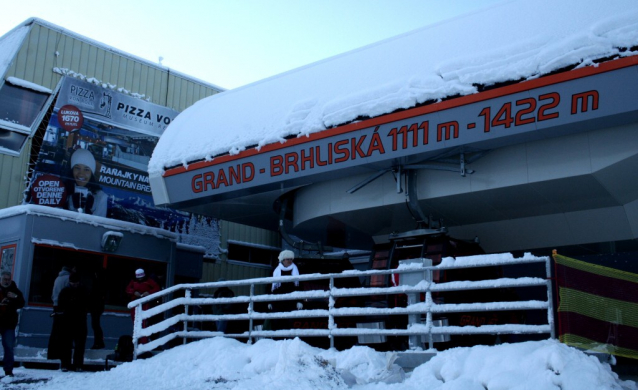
[
  {"x1": 0, "y1": 82, "x2": 49, "y2": 127},
  {"x1": 0, "y1": 80, "x2": 50, "y2": 154},
  {"x1": 0, "y1": 243, "x2": 17, "y2": 275},
  {"x1": 227, "y1": 242, "x2": 279, "y2": 267},
  {"x1": 28, "y1": 245, "x2": 102, "y2": 307},
  {"x1": 28, "y1": 245, "x2": 167, "y2": 311},
  {"x1": 0, "y1": 127, "x2": 28, "y2": 153}
]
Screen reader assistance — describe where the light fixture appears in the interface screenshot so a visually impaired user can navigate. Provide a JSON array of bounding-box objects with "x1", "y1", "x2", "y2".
[{"x1": 101, "y1": 231, "x2": 123, "y2": 252}]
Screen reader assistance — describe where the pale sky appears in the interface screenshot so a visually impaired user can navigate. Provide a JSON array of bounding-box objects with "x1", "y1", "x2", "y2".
[{"x1": 0, "y1": 0, "x2": 505, "y2": 89}]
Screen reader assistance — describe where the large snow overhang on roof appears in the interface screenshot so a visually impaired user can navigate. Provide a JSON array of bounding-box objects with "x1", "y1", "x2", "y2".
[
  {"x1": 149, "y1": 0, "x2": 638, "y2": 177},
  {"x1": 148, "y1": 0, "x2": 638, "y2": 251},
  {"x1": 152, "y1": 55, "x2": 638, "y2": 219}
]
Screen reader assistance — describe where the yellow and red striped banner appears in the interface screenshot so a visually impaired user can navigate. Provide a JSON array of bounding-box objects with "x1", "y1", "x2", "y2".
[{"x1": 554, "y1": 253, "x2": 638, "y2": 359}]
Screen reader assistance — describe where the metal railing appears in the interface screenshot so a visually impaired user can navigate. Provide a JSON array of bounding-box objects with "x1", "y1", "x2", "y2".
[{"x1": 128, "y1": 254, "x2": 554, "y2": 358}]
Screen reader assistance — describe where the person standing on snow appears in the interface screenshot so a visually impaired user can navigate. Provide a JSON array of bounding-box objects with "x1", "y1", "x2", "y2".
[
  {"x1": 212, "y1": 279, "x2": 234, "y2": 334},
  {"x1": 51, "y1": 266, "x2": 72, "y2": 308},
  {"x1": 0, "y1": 272, "x2": 25, "y2": 377},
  {"x1": 269, "y1": 250, "x2": 303, "y2": 331},
  {"x1": 125, "y1": 269, "x2": 160, "y2": 343},
  {"x1": 48, "y1": 265, "x2": 72, "y2": 360},
  {"x1": 57, "y1": 272, "x2": 89, "y2": 372},
  {"x1": 126, "y1": 268, "x2": 161, "y2": 314}
]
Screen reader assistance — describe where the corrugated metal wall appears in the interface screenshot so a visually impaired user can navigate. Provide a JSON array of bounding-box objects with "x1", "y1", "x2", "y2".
[
  {"x1": 7, "y1": 22, "x2": 221, "y2": 110},
  {"x1": 201, "y1": 261, "x2": 272, "y2": 296},
  {"x1": 201, "y1": 221, "x2": 280, "y2": 294},
  {"x1": 220, "y1": 220, "x2": 281, "y2": 248},
  {"x1": 0, "y1": 139, "x2": 31, "y2": 209},
  {"x1": 0, "y1": 20, "x2": 223, "y2": 209}
]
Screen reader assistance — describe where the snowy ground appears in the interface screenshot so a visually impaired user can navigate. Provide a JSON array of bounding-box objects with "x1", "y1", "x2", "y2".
[{"x1": 2, "y1": 338, "x2": 636, "y2": 390}]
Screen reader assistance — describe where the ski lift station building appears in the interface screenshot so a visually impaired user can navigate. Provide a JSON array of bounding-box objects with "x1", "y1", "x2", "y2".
[{"x1": 2, "y1": 0, "x2": 638, "y2": 352}]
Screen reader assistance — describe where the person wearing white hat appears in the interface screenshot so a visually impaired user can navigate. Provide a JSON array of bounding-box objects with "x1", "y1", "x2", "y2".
[
  {"x1": 271, "y1": 250, "x2": 300, "y2": 292},
  {"x1": 65, "y1": 148, "x2": 108, "y2": 217},
  {"x1": 125, "y1": 268, "x2": 160, "y2": 344},
  {"x1": 268, "y1": 250, "x2": 303, "y2": 331},
  {"x1": 125, "y1": 269, "x2": 159, "y2": 301}
]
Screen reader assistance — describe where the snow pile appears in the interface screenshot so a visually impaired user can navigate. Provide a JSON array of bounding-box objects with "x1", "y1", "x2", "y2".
[
  {"x1": 407, "y1": 340, "x2": 633, "y2": 390},
  {"x1": 149, "y1": 0, "x2": 638, "y2": 176},
  {"x1": 4, "y1": 338, "x2": 635, "y2": 390}
]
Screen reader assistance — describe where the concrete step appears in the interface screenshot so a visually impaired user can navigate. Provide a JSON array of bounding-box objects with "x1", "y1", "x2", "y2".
[
  {"x1": 395, "y1": 351, "x2": 436, "y2": 371},
  {"x1": 1, "y1": 346, "x2": 123, "y2": 369}
]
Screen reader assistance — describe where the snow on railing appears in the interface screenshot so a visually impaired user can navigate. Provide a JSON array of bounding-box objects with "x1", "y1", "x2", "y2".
[{"x1": 128, "y1": 254, "x2": 554, "y2": 358}]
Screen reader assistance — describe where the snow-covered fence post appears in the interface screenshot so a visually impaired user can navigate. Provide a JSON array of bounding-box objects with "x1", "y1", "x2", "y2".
[
  {"x1": 328, "y1": 276, "x2": 335, "y2": 350},
  {"x1": 248, "y1": 283, "x2": 255, "y2": 345},
  {"x1": 545, "y1": 256, "x2": 556, "y2": 339},
  {"x1": 133, "y1": 303, "x2": 142, "y2": 359},
  {"x1": 183, "y1": 288, "x2": 191, "y2": 345},
  {"x1": 399, "y1": 258, "x2": 431, "y2": 350},
  {"x1": 425, "y1": 270, "x2": 434, "y2": 350}
]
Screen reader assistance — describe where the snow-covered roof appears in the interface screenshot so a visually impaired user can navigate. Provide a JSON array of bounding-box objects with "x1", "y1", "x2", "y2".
[
  {"x1": 0, "y1": 205, "x2": 179, "y2": 240},
  {"x1": 6, "y1": 76, "x2": 53, "y2": 94},
  {"x1": 149, "y1": 0, "x2": 638, "y2": 176},
  {"x1": 0, "y1": 24, "x2": 29, "y2": 79}
]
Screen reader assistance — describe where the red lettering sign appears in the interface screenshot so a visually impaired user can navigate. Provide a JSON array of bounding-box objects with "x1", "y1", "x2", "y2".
[
  {"x1": 57, "y1": 105, "x2": 84, "y2": 131},
  {"x1": 29, "y1": 174, "x2": 68, "y2": 207}
]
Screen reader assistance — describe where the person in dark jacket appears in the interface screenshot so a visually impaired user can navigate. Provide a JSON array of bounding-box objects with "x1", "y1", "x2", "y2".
[
  {"x1": 57, "y1": 272, "x2": 89, "y2": 372},
  {"x1": 212, "y1": 279, "x2": 234, "y2": 333},
  {"x1": 0, "y1": 272, "x2": 25, "y2": 377},
  {"x1": 48, "y1": 265, "x2": 73, "y2": 361}
]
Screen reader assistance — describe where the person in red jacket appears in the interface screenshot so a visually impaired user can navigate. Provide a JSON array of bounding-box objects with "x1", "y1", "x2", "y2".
[{"x1": 125, "y1": 269, "x2": 160, "y2": 343}]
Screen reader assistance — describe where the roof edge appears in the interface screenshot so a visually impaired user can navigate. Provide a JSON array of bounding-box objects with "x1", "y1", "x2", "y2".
[
  {"x1": 160, "y1": 53, "x2": 638, "y2": 177},
  {"x1": 22, "y1": 17, "x2": 226, "y2": 93},
  {"x1": 0, "y1": 18, "x2": 33, "y2": 81}
]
